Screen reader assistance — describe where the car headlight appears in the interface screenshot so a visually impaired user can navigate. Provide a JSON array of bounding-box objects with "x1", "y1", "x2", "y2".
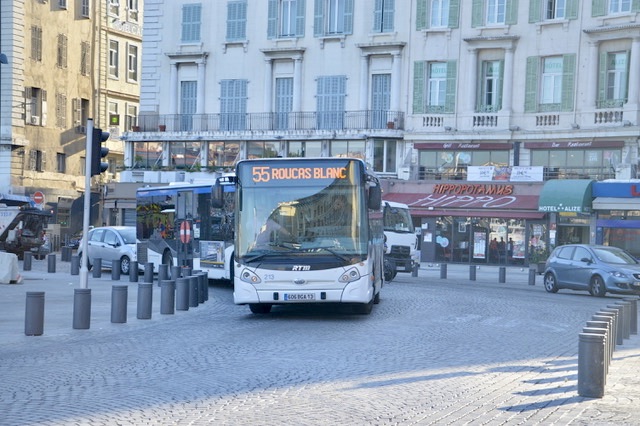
[
  {"x1": 339, "y1": 267, "x2": 361, "y2": 283},
  {"x1": 609, "y1": 271, "x2": 629, "y2": 279}
]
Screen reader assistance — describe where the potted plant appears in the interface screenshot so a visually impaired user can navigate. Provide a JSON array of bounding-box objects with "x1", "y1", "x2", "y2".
[{"x1": 530, "y1": 246, "x2": 550, "y2": 274}]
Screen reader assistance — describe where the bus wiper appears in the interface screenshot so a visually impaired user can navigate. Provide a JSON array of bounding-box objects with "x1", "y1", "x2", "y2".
[{"x1": 314, "y1": 246, "x2": 350, "y2": 262}]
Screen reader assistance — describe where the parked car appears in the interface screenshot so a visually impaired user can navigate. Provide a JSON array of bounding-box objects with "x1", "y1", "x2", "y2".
[
  {"x1": 77, "y1": 226, "x2": 139, "y2": 275},
  {"x1": 543, "y1": 244, "x2": 640, "y2": 297},
  {"x1": 65, "y1": 231, "x2": 83, "y2": 249}
]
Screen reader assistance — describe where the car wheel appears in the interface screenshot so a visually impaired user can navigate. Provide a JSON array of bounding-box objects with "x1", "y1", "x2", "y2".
[
  {"x1": 543, "y1": 272, "x2": 558, "y2": 293},
  {"x1": 249, "y1": 304, "x2": 272, "y2": 314},
  {"x1": 120, "y1": 256, "x2": 131, "y2": 275},
  {"x1": 589, "y1": 275, "x2": 607, "y2": 297},
  {"x1": 79, "y1": 253, "x2": 92, "y2": 271},
  {"x1": 383, "y1": 259, "x2": 395, "y2": 282}
]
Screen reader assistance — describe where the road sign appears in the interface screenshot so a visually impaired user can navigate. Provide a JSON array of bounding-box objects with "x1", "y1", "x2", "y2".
[
  {"x1": 33, "y1": 191, "x2": 45, "y2": 205},
  {"x1": 180, "y1": 221, "x2": 191, "y2": 244}
]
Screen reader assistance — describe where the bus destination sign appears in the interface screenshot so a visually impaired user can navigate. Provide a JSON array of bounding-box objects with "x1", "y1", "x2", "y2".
[{"x1": 251, "y1": 165, "x2": 348, "y2": 183}]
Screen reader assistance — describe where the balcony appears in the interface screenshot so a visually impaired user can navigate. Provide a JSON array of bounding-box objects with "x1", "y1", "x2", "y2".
[
  {"x1": 131, "y1": 111, "x2": 405, "y2": 134},
  {"x1": 417, "y1": 166, "x2": 616, "y2": 182}
]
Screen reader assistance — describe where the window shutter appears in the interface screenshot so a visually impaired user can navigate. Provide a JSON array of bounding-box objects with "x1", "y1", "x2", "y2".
[
  {"x1": 25, "y1": 88, "x2": 33, "y2": 121},
  {"x1": 561, "y1": 54, "x2": 576, "y2": 112},
  {"x1": 623, "y1": 51, "x2": 630, "y2": 103},
  {"x1": 413, "y1": 61, "x2": 425, "y2": 114},
  {"x1": 267, "y1": 0, "x2": 277, "y2": 38},
  {"x1": 343, "y1": 0, "x2": 354, "y2": 34},
  {"x1": 497, "y1": 60, "x2": 504, "y2": 110},
  {"x1": 416, "y1": 0, "x2": 427, "y2": 30},
  {"x1": 373, "y1": 0, "x2": 383, "y2": 31},
  {"x1": 566, "y1": 0, "x2": 579, "y2": 19},
  {"x1": 597, "y1": 52, "x2": 607, "y2": 104},
  {"x1": 592, "y1": 0, "x2": 606, "y2": 17},
  {"x1": 296, "y1": 0, "x2": 306, "y2": 36},
  {"x1": 524, "y1": 57, "x2": 539, "y2": 113},
  {"x1": 314, "y1": 0, "x2": 324, "y2": 37},
  {"x1": 471, "y1": 0, "x2": 484, "y2": 27},
  {"x1": 633, "y1": 0, "x2": 640, "y2": 13},
  {"x1": 505, "y1": 0, "x2": 518, "y2": 25},
  {"x1": 227, "y1": 1, "x2": 247, "y2": 41},
  {"x1": 449, "y1": 0, "x2": 460, "y2": 28},
  {"x1": 41, "y1": 90, "x2": 48, "y2": 126},
  {"x1": 444, "y1": 61, "x2": 457, "y2": 113},
  {"x1": 528, "y1": 0, "x2": 541, "y2": 23},
  {"x1": 382, "y1": 0, "x2": 394, "y2": 32}
]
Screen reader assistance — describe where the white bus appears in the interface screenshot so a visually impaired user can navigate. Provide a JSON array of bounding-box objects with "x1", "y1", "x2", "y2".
[
  {"x1": 382, "y1": 200, "x2": 419, "y2": 281},
  {"x1": 135, "y1": 177, "x2": 235, "y2": 280},
  {"x1": 233, "y1": 157, "x2": 384, "y2": 314}
]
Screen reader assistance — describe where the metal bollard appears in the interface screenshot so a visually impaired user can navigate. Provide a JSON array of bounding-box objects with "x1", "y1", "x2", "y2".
[
  {"x1": 615, "y1": 301, "x2": 632, "y2": 340},
  {"x1": 469, "y1": 265, "x2": 476, "y2": 281},
  {"x1": 171, "y1": 265, "x2": 182, "y2": 280},
  {"x1": 624, "y1": 297, "x2": 638, "y2": 335},
  {"x1": 73, "y1": 288, "x2": 91, "y2": 329},
  {"x1": 111, "y1": 259, "x2": 121, "y2": 281},
  {"x1": 137, "y1": 282, "x2": 153, "y2": 320},
  {"x1": 47, "y1": 253, "x2": 56, "y2": 273},
  {"x1": 411, "y1": 263, "x2": 419, "y2": 277},
  {"x1": 498, "y1": 266, "x2": 506, "y2": 283},
  {"x1": 601, "y1": 308, "x2": 623, "y2": 346},
  {"x1": 528, "y1": 268, "x2": 536, "y2": 285},
  {"x1": 111, "y1": 285, "x2": 128, "y2": 323},
  {"x1": 61, "y1": 246, "x2": 72, "y2": 262},
  {"x1": 175, "y1": 278, "x2": 190, "y2": 311},
  {"x1": 23, "y1": 251, "x2": 32, "y2": 271},
  {"x1": 202, "y1": 272, "x2": 209, "y2": 301},
  {"x1": 182, "y1": 266, "x2": 193, "y2": 278},
  {"x1": 440, "y1": 263, "x2": 447, "y2": 279},
  {"x1": 160, "y1": 280, "x2": 175, "y2": 315},
  {"x1": 92, "y1": 258, "x2": 102, "y2": 278},
  {"x1": 158, "y1": 264, "x2": 169, "y2": 283},
  {"x1": 144, "y1": 262, "x2": 154, "y2": 284},
  {"x1": 198, "y1": 272, "x2": 206, "y2": 304},
  {"x1": 129, "y1": 261, "x2": 139, "y2": 282},
  {"x1": 70, "y1": 255, "x2": 80, "y2": 275},
  {"x1": 577, "y1": 333, "x2": 606, "y2": 398},
  {"x1": 189, "y1": 276, "x2": 199, "y2": 307},
  {"x1": 25, "y1": 292, "x2": 45, "y2": 336}
]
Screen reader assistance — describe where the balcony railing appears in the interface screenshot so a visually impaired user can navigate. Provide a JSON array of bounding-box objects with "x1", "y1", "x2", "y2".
[
  {"x1": 134, "y1": 111, "x2": 405, "y2": 133},
  {"x1": 418, "y1": 166, "x2": 616, "y2": 181}
]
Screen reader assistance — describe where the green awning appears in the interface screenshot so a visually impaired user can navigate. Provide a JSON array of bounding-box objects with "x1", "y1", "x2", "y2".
[{"x1": 538, "y1": 179, "x2": 593, "y2": 213}]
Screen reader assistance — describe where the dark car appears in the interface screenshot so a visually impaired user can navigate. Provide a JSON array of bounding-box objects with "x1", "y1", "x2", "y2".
[
  {"x1": 543, "y1": 244, "x2": 640, "y2": 297},
  {"x1": 66, "y1": 231, "x2": 83, "y2": 249}
]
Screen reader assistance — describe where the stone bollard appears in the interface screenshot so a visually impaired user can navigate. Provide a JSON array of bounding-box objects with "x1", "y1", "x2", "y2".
[
  {"x1": 182, "y1": 266, "x2": 193, "y2": 278},
  {"x1": 592, "y1": 315, "x2": 614, "y2": 364},
  {"x1": 73, "y1": 288, "x2": 91, "y2": 329},
  {"x1": 607, "y1": 305, "x2": 627, "y2": 344},
  {"x1": 175, "y1": 278, "x2": 190, "y2": 311},
  {"x1": 129, "y1": 261, "x2": 139, "y2": 282},
  {"x1": 586, "y1": 321, "x2": 611, "y2": 373},
  {"x1": 47, "y1": 253, "x2": 56, "y2": 273},
  {"x1": 171, "y1": 265, "x2": 182, "y2": 280},
  {"x1": 160, "y1": 280, "x2": 175, "y2": 315},
  {"x1": 196, "y1": 272, "x2": 206, "y2": 304},
  {"x1": 469, "y1": 265, "x2": 476, "y2": 281},
  {"x1": 624, "y1": 297, "x2": 638, "y2": 335},
  {"x1": 498, "y1": 266, "x2": 506, "y2": 283},
  {"x1": 61, "y1": 246, "x2": 72, "y2": 262},
  {"x1": 158, "y1": 264, "x2": 169, "y2": 283},
  {"x1": 23, "y1": 251, "x2": 32, "y2": 271},
  {"x1": 189, "y1": 276, "x2": 199, "y2": 307},
  {"x1": 144, "y1": 262, "x2": 154, "y2": 284},
  {"x1": 596, "y1": 311, "x2": 618, "y2": 351},
  {"x1": 137, "y1": 282, "x2": 153, "y2": 320},
  {"x1": 111, "y1": 259, "x2": 121, "y2": 281},
  {"x1": 111, "y1": 285, "x2": 128, "y2": 324},
  {"x1": 92, "y1": 258, "x2": 102, "y2": 278},
  {"x1": 70, "y1": 255, "x2": 80, "y2": 275},
  {"x1": 528, "y1": 267, "x2": 536, "y2": 286},
  {"x1": 577, "y1": 333, "x2": 606, "y2": 398},
  {"x1": 202, "y1": 272, "x2": 209, "y2": 301},
  {"x1": 614, "y1": 301, "x2": 632, "y2": 340},
  {"x1": 25, "y1": 291, "x2": 45, "y2": 336},
  {"x1": 601, "y1": 308, "x2": 623, "y2": 346},
  {"x1": 440, "y1": 263, "x2": 447, "y2": 279}
]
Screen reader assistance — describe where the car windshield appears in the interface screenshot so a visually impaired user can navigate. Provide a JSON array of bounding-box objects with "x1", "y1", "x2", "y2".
[
  {"x1": 117, "y1": 228, "x2": 137, "y2": 244},
  {"x1": 593, "y1": 247, "x2": 639, "y2": 265}
]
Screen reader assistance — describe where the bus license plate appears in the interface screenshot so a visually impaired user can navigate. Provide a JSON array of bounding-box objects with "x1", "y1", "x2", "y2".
[{"x1": 284, "y1": 293, "x2": 315, "y2": 301}]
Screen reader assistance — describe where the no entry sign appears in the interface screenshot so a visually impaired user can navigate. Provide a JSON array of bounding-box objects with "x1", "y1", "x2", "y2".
[
  {"x1": 180, "y1": 221, "x2": 191, "y2": 244},
  {"x1": 33, "y1": 191, "x2": 45, "y2": 205}
]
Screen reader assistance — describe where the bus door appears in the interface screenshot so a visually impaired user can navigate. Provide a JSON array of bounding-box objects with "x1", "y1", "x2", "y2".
[{"x1": 176, "y1": 190, "x2": 194, "y2": 268}]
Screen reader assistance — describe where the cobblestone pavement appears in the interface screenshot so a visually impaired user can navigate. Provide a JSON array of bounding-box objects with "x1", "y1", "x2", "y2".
[{"x1": 1, "y1": 255, "x2": 640, "y2": 425}]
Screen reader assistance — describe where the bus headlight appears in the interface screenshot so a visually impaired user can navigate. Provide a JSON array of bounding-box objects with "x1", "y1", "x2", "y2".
[
  {"x1": 240, "y1": 268, "x2": 261, "y2": 284},
  {"x1": 339, "y1": 267, "x2": 361, "y2": 283}
]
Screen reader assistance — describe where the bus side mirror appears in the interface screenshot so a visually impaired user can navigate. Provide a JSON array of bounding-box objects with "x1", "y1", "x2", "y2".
[{"x1": 369, "y1": 186, "x2": 382, "y2": 210}]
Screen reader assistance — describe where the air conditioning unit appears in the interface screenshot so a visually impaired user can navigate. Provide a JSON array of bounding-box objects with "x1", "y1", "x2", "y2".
[{"x1": 30, "y1": 116, "x2": 40, "y2": 126}]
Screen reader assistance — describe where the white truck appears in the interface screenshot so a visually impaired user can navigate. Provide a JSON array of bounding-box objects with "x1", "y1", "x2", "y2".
[
  {"x1": 382, "y1": 201, "x2": 419, "y2": 281},
  {"x1": 0, "y1": 204, "x2": 51, "y2": 259}
]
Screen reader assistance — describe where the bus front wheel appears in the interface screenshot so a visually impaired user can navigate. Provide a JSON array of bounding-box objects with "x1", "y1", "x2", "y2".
[{"x1": 249, "y1": 304, "x2": 272, "y2": 314}]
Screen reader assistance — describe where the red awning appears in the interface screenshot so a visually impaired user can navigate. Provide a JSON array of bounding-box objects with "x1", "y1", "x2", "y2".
[{"x1": 383, "y1": 192, "x2": 544, "y2": 219}]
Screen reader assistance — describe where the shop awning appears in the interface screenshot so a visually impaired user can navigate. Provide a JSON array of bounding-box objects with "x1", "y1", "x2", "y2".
[
  {"x1": 538, "y1": 179, "x2": 593, "y2": 213},
  {"x1": 593, "y1": 197, "x2": 640, "y2": 210}
]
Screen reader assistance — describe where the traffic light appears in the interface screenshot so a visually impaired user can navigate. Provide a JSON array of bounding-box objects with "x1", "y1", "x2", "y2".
[{"x1": 90, "y1": 127, "x2": 110, "y2": 176}]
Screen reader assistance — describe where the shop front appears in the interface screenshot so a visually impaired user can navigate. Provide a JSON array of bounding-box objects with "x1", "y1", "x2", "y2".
[
  {"x1": 593, "y1": 182, "x2": 640, "y2": 257},
  {"x1": 383, "y1": 181, "x2": 546, "y2": 266}
]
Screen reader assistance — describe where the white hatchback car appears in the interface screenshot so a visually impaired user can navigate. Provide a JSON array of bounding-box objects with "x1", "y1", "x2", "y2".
[{"x1": 78, "y1": 226, "x2": 139, "y2": 275}]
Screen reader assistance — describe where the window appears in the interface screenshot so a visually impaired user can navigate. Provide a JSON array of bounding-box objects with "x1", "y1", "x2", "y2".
[
  {"x1": 330, "y1": 140, "x2": 365, "y2": 160},
  {"x1": 413, "y1": 61, "x2": 457, "y2": 114},
  {"x1": 287, "y1": 141, "x2": 322, "y2": 157},
  {"x1": 373, "y1": 0, "x2": 394, "y2": 33},
  {"x1": 525, "y1": 55, "x2": 575, "y2": 112},
  {"x1": 57, "y1": 34, "x2": 68, "y2": 69},
  {"x1": 57, "y1": 153, "x2": 66, "y2": 173},
  {"x1": 592, "y1": 0, "x2": 640, "y2": 16},
  {"x1": 531, "y1": 148, "x2": 621, "y2": 178},
  {"x1": 598, "y1": 51, "x2": 629, "y2": 108},
  {"x1": 180, "y1": 81, "x2": 197, "y2": 131},
  {"x1": 546, "y1": 0, "x2": 566, "y2": 19},
  {"x1": 125, "y1": 104, "x2": 138, "y2": 131},
  {"x1": 529, "y1": 0, "x2": 578, "y2": 21},
  {"x1": 313, "y1": 0, "x2": 353, "y2": 37},
  {"x1": 220, "y1": 79, "x2": 248, "y2": 131},
  {"x1": 428, "y1": 63, "x2": 446, "y2": 112},
  {"x1": 268, "y1": 0, "x2": 305, "y2": 38},
  {"x1": 182, "y1": 3, "x2": 202, "y2": 43},
  {"x1": 56, "y1": 93, "x2": 67, "y2": 129},
  {"x1": 471, "y1": 0, "x2": 516, "y2": 27},
  {"x1": 430, "y1": 0, "x2": 449, "y2": 27},
  {"x1": 30, "y1": 150, "x2": 44, "y2": 172},
  {"x1": 81, "y1": 0, "x2": 90, "y2": 17},
  {"x1": 416, "y1": 0, "x2": 459, "y2": 30},
  {"x1": 478, "y1": 60, "x2": 503, "y2": 112},
  {"x1": 81, "y1": 41, "x2": 90, "y2": 76},
  {"x1": 109, "y1": 0, "x2": 120, "y2": 16},
  {"x1": 25, "y1": 87, "x2": 46, "y2": 126},
  {"x1": 316, "y1": 75, "x2": 346, "y2": 129},
  {"x1": 275, "y1": 77, "x2": 293, "y2": 130},
  {"x1": 59, "y1": 0, "x2": 67, "y2": 8},
  {"x1": 610, "y1": 0, "x2": 632, "y2": 13},
  {"x1": 128, "y1": 0, "x2": 139, "y2": 21},
  {"x1": 72, "y1": 98, "x2": 82, "y2": 126},
  {"x1": 371, "y1": 74, "x2": 391, "y2": 127},
  {"x1": 109, "y1": 40, "x2": 119, "y2": 78},
  {"x1": 226, "y1": 1, "x2": 247, "y2": 41},
  {"x1": 247, "y1": 142, "x2": 280, "y2": 159},
  {"x1": 127, "y1": 44, "x2": 138, "y2": 81},
  {"x1": 373, "y1": 139, "x2": 397, "y2": 173},
  {"x1": 31, "y1": 26, "x2": 42, "y2": 62},
  {"x1": 418, "y1": 150, "x2": 509, "y2": 179}
]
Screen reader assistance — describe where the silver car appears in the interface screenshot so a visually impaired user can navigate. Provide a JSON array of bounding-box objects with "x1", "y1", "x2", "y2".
[
  {"x1": 78, "y1": 226, "x2": 139, "y2": 275},
  {"x1": 543, "y1": 244, "x2": 640, "y2": 297}
]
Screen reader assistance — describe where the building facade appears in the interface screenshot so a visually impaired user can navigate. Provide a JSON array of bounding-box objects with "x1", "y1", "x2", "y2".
[{"x1": 119, "y1": 1, "x2": 640, "y2": 263}]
